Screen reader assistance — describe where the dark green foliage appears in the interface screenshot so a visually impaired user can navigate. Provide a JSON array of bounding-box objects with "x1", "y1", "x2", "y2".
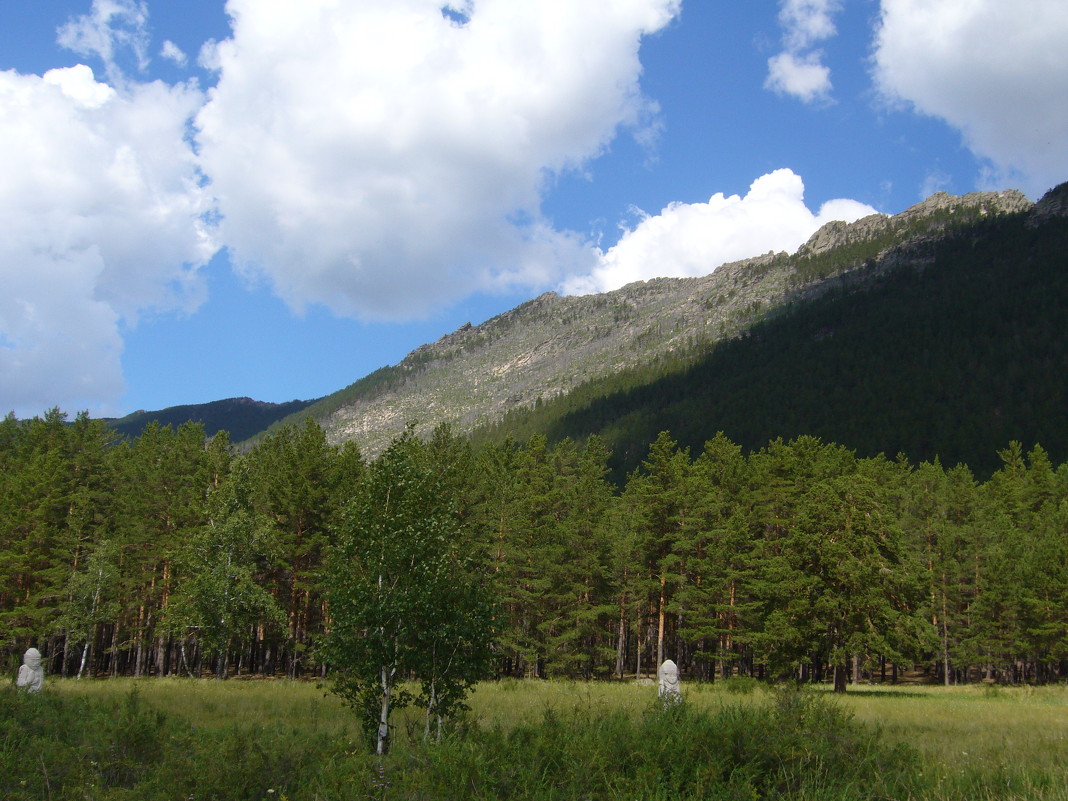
[
  {"x1": 0, "y1": 684, "x2": 922, "y2": 801},
  {"x1": 163, "y1": 466, "x2": 286, "y2": 678},
  {"x1": 105, "y1": 396, "x2": 316, "y2": 443},
  {"x1": 479, "y1": 215, "x2": 1068, "y2": 481},
  {"x1": 0, "y1": 686, "x2": 352, "y2": 801},
  {"x1": 387, "y1": 690, "x2": 920, "y2": 800},
  {"x1": 323, "y1": 427, "x2": 495, "y2": 752}
]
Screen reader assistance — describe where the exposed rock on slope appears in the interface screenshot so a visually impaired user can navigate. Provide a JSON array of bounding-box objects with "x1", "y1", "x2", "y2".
[
  {"x1": 1028, "y1": 181, "x2": 1068, "y2": 227},
  {"x1": 306, "y1": 188, "x2": 1036, "y2": 455}
]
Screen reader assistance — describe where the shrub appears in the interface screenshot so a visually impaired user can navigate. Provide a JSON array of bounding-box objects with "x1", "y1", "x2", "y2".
[{"x1": 384, "y1": 688, "x2": 921, "y2": 800}]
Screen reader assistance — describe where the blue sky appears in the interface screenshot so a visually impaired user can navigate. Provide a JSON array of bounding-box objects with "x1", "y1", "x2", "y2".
[{"x1": 2, "y1": 1, "x2": 1066, "y2": 418}]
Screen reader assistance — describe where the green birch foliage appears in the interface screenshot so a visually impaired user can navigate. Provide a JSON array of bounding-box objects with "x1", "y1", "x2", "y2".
[
  {"x1": 163, "y1": 464, "x2": 285, "y2": 677},
  {"x1": 324, "y1": 428, "x2": 494, "y2": 752},
  {"x1": 59, "y1": 539, "x2": 121, "y2": 677}
]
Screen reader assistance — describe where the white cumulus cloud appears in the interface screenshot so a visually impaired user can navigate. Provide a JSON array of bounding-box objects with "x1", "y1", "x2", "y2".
[
  {"x1": 564, "y1": 169, "x2": 879, "y2": 295},
  {"x1": 0, "y1": 65, "x2": 215, "y2": 416},
  {"x1": 766, "y1": 51, "x2": 833, "y2": 105},
  {"x1": 57, "y1": 0, "x2": 151, "y2": 84},
  {"x1": 195, "y1": 0, "x2": 680, "y2": 320},
  {"x1": 160, "y1": 40, "x2": 187, "y2": 67},
  {"x1": 765, "y1": 0, "x2": 841, "y2": 103},
  {"x1": 873, "y1": 0, "x2": 1068, "y2": 197}
]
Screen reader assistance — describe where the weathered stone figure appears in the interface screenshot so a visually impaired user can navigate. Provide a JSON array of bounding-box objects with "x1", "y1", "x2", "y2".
[
  {"x1": 16, "y1": 647, "x2": 44, "y2": 693},
  {"x1": 658, "y1": 658, "x2": 681, "y2": 703}
]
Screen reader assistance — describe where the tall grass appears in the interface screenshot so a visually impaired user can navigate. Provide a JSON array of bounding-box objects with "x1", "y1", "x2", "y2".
[{"x1": 3, "y1": 678, "x2": 1068, "y2": 800}]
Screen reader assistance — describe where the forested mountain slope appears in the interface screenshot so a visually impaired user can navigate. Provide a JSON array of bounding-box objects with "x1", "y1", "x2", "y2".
[
  {"x1": 262, "y1": 186, "x2": 1038, "y2": 454},
  {"x1": 105, "y1": 396, "x2": 316, "y2": 443},
  {"x1": 478, "y1": 187, "x2": 1068, "y2": 479}
]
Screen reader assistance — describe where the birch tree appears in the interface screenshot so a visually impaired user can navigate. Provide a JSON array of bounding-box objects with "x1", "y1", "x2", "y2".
[{"x1": 324, "y1": 428, "x2": 494, "y2": 754}]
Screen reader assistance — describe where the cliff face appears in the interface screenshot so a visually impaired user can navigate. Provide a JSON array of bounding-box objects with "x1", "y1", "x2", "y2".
[
  {"x1": 297, "y1": 187, "x2": 1045, "y2": 455},
  {"x1": 799, "y1": 189, "x2": 1031, "y2": 257}
]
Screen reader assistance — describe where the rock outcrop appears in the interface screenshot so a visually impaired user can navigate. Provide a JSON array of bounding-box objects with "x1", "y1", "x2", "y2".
[{"x1": 1028, "y1": 182, "x2": 1068, "y2": 227}]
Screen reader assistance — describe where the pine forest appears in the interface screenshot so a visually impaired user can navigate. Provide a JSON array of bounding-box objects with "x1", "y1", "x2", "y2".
[{"x1": 4, "y1": 410, "x2": 1067, "y2": 692}]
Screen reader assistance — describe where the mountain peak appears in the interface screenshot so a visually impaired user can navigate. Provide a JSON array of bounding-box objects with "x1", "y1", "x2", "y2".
[
  {"x1": 1028, "y1": 181, "x2": 1068, "y2": 227},
  {"x1": 799, "y1": 189, "x2": 1032, "y2": 259}
]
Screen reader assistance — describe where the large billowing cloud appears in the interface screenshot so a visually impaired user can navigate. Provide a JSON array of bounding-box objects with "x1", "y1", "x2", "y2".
[
  {"x1": 872, "y1": 0, "x2": 1068, "y2": 197},
  {"x1": 0, "y1": 64, "x2": 214, "y2": 416},
  {"x1": 564, "y1": 169, "x2": 878, "y2": 295},
  {"x1": 196, "y1": 0, "x2": 680, "y2": 320}
]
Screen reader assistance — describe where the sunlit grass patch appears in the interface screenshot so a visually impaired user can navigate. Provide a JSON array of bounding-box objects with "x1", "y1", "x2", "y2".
[
  {"x1": 28, "y1": 677, "x2": 1068, "y2": 800},
  {"x1": 56, "y1": 676, "x2": 356, "y2": 736}
]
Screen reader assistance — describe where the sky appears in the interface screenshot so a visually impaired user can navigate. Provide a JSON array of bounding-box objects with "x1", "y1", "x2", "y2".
[{"x1": 2, "y1": 0, "x2": 1066, "y2": 419}]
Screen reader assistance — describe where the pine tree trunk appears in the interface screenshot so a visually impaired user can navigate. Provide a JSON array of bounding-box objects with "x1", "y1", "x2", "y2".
[
  {"x1": 833, "y1": 661, "x2": 848, "y2": 693},
  {"x1": 657, "y1": 575, "x2": 667, "y2": 667},
  {"x1": 636, "y1": 617, "x2": 644, "y2": 680},
  {"x1": 941, "y1": 583, "x2": 951, "y2": 686},
  {"x1": 61, "y1": 631, "x2": 70, "y2": 678},
  {"x1": 109, "y1": 620, "x2": 121, "y2": 677}
]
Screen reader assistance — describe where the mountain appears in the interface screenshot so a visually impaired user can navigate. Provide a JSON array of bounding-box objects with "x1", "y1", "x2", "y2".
[
  {"x1": 105, "y1": 396, "x2": 317, "y2": 443},
  {"x1": 260, "y1": 186, "x2": 1045, "y2": 459},
  {"x1": 107, "y1": 181, "x2": 1066, "y2": 477},
  {"x1": 481, "y1": 190, "x2": 1068, "y2": 479}
]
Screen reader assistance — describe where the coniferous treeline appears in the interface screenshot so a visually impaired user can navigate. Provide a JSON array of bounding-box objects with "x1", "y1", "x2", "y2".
[{"x1": 3, "y1": 410, "x2": 1066, "y2": 688}]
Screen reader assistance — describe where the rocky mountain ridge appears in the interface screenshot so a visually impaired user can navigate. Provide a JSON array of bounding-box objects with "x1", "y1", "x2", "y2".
[{"x1": 303, "y1": 187, "x2": 1043, "y2": 455}]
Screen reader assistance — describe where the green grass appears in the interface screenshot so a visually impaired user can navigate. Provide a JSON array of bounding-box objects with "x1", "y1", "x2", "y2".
[{"x1": 5, "y1": 677, "x2": 1068, "y2": 800}]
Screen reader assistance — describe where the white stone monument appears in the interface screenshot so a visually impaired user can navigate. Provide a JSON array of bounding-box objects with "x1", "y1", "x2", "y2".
[
  {"x1": 16, "y1": 647, "x2": 44, "y2": 693},
  {"x1": 658, "y1": 658, "x2": 681, "y2": 703}
]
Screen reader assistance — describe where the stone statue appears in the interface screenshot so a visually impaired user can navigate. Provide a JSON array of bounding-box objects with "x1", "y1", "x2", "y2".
[
  {"x1": 16, "y1": 647, "x2": 44, "y2": 693},
  {"x1": 658, "y1": 658, "x2": 681, "y2": 703}
]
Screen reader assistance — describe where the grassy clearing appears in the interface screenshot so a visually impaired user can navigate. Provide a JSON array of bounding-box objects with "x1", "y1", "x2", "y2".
[
  {"x1": 54, "y1": 676, "x2": 356, "y2": 738},
  {"x1": 9, "y1": 677, "x2": 1068, "y2": 800}
]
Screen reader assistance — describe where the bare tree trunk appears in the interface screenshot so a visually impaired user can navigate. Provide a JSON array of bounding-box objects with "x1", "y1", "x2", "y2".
[
  {"x1": 180, "y1": 640, "x2": 195, "y2": 678},
  {"x1": 656, "y1": 575, "x2": 667, "y2": 667},
  {"x1": 833, "y1": 661, "x2": 848, "y2": 693},
  {"x1": 77, "y1": 639, "x2": 91, "y2": 679},
  {"x1": 942, "y1": 584, "x2": 951, "y2": 686},
  {"x1": 377, "y1": 663, "x2": 392, "y2": 756},
  {"x1": 109, "y1": 620, "x2": 121, "y2": 677},
  {"x1": 635, "y1": 606, "x2": 644, "y2": 679},
  {"x1": 61, "y1": 631, "x2": 70, "y2": 678}
]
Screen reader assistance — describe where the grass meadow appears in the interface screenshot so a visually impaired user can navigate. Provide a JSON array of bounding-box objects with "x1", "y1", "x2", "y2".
[{"x1": 3, "y1": 676, "x2": 1068, "y2": 800}]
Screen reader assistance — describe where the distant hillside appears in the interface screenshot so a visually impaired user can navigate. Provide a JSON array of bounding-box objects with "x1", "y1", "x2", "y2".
[
  {"x1": 260, "y1": 186, "x2": 1038, "y2": 456},
  {"x1": 476, "y1": 187, "x2": 1068, "y2": 479},
  {"x1": 105, "y1": 396, "x2": 316, "y2": 442}
]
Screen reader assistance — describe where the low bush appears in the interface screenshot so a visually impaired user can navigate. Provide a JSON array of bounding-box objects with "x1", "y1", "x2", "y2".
[
  {"x1": 386, "y1": 688, "x2": 920, "y2": 800},
  {"x1": 0, "y1": 685, "x2": 353, "y2": 800}
]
